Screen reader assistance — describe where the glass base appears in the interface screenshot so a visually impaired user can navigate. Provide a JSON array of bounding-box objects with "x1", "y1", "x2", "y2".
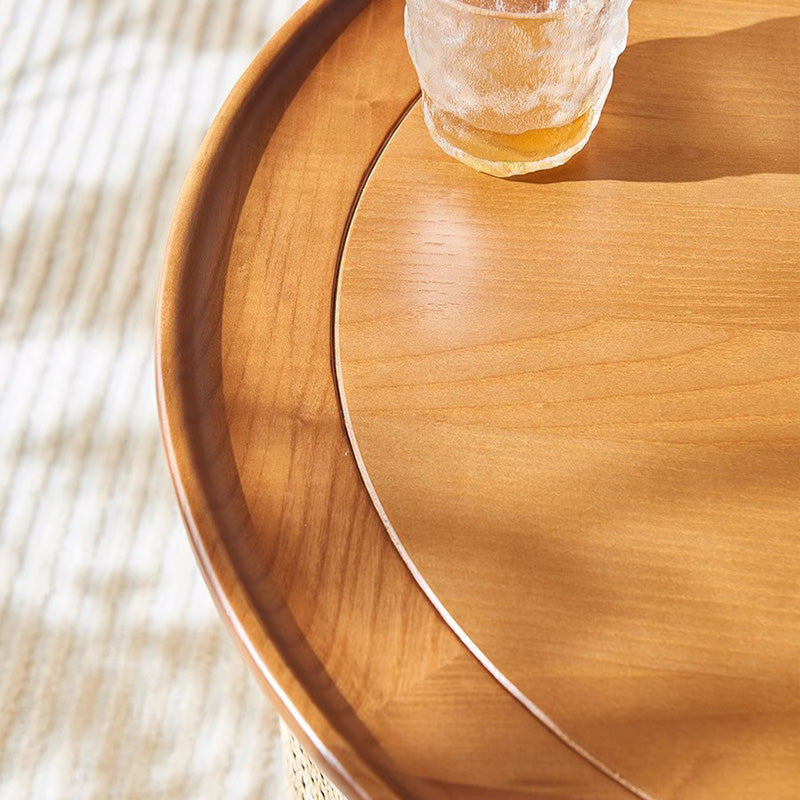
[{"x1": 422, "y1": 79, "x2": 613, "y2": 178}]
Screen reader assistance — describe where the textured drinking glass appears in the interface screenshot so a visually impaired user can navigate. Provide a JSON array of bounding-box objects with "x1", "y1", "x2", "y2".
[{"x1": 405, "y1": 0, "x2": 632, "y2": 177}]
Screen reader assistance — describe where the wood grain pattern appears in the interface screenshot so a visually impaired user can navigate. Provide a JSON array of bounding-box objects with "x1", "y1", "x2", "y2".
[
  {"x1": 337, "y1": 2, "x2": 800, "y2": 798},
  {"x1": 157, "y1": 0, "x2": 655, "y2": 798}
]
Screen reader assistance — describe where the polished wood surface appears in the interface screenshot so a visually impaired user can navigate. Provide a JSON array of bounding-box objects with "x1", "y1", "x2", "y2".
[
  {"x1": 157, "y1": 0, "x2": 651, "y2": 798},
  {"x1": 337, "y1": 2, "x2": 800, "y2": 799}
]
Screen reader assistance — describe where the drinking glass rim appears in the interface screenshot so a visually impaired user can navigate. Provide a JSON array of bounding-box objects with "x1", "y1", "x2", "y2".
[{"x1": 423, "y1": 0, "x2": 605, "y2": 21}]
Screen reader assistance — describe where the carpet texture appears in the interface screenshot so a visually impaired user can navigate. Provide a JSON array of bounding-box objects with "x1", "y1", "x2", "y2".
[{"x1": 1, "y1": 1, "x2": 304, "y2": 797}]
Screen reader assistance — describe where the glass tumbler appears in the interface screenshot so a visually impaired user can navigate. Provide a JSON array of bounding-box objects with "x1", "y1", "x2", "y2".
[{"x1": 404, "y1": 0, "x2": 633, "y2": 177}]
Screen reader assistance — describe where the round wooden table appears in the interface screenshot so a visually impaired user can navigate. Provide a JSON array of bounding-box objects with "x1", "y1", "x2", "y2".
[{"x1": 156, "y1": 1, "x2": 800, "y2": 798}]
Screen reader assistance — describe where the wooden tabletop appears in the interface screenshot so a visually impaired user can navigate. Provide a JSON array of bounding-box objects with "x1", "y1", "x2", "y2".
[{"x1": 157, "y1": 0, "x2": 800, "y2": 798}]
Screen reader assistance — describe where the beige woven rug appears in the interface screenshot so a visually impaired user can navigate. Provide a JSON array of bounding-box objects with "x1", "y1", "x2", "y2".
[{"x1": 0, "y1": 1, "x2": 305, "y2": 797}]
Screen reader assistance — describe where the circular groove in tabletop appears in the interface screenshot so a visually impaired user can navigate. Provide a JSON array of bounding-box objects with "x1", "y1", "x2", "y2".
[{"x1": 334, "y1": 98, "x2": 657, "y2": 800}]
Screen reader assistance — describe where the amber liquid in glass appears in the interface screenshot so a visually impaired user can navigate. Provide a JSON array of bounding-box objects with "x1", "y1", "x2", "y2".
[{"x1": 425, "y1": 98, "x2": 600, "y2": 170}]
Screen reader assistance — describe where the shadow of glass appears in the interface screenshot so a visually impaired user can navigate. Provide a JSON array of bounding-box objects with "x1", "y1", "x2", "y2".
[{"x1": 515, "y1": 16, "x2": 800, "y2": 184}]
